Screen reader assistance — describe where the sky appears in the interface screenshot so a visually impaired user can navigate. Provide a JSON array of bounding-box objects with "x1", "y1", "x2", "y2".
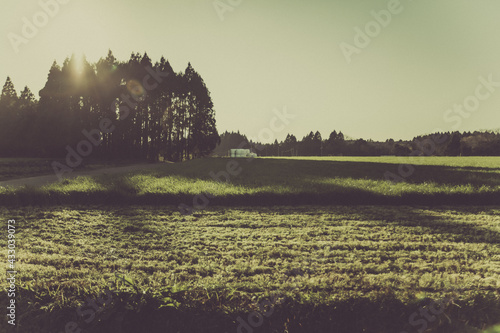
[{"x1": 1, "y1": 0, "x2": 500, "y2": 142}]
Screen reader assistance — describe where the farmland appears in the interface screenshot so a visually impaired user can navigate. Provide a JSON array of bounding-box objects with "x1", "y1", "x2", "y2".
[
  {"x1": 0, "y1": 157, "x2": 499, "y2": 332},
  {"x1": 1, "y1": 156, "x2": 499, "y2": 206},
  {"x1": 0, "y1": 158, "x2": 56, "y2": 181},
  {"x1": 0, "y1": 158, "x2": 144, "y2": 182}
]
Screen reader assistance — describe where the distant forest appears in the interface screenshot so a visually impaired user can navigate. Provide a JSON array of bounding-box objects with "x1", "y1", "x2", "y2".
[
  {"x1": 1, "y1": 51, "x2": 498, "y2": 162},
  {"x1": 213, "y1": 130, "x2": 500, "y2": 157},
  {"x1": 0, "y1": 51, "x2": 219, "y2": 161}
]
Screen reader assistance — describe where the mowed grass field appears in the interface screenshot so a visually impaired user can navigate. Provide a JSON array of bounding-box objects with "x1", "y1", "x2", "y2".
[
  {"x1": 0, "y1": 156, "x2": 499, "y2": 332},
  {"x1": 1, "y1": 206, "x2": 499, "y2": 332}
]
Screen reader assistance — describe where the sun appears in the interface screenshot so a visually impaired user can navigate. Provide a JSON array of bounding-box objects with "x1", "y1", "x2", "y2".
[{"x1": 72, "y1": 52, "x2": 85, "y2": 75}]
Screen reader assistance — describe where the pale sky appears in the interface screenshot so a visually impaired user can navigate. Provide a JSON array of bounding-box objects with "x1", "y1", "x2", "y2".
[{"x1": 1, "y1": 0, "x2": 500, "y2": 142}]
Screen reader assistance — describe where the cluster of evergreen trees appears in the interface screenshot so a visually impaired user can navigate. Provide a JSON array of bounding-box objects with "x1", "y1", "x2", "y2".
[
  {"x1": 266, "y1": 131, "x2": 346, "y2": 156},
  {"x1": 0, "y1": 51, "x2": 219, "y2": 161},
  {"x1": 212, "y1": 130, "x2": 346, "y2": 156},
  {"x1": 214, "y1": 130, "x2": 500, "y2": 157}
]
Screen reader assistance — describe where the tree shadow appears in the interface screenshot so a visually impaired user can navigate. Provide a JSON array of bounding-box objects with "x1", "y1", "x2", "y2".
[
  {"x1": 2, "y1": 158, "x2": 499, "y2": 206},
  {"x1": 134, "y1": 158, "x2": 500, "y2": 188},
  {"x1": 129, "y1": 158, "x2": 500, "y2": 206},
  {"x1": 15, "y1": 291, "x2": 500, "y2": 333},
  {"x1": 332, "y1": 205, "x2": 500, "y2": 246}
]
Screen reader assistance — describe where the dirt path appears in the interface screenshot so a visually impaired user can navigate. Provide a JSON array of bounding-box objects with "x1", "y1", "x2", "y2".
[{"x1": 0, "y1": 163, "x2": 163, "y2": 189}]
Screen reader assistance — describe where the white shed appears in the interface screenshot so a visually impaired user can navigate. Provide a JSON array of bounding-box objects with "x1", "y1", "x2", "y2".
[{"x1": 229, "y1": 149, "x2": 257, "y2": 158}]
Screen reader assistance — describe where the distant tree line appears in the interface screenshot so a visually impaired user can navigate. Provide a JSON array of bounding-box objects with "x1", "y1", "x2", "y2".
[
  {"x1": 0, "y1": 51, "x2": 220, "y2": 161},
  {"x1": 213, "y1": 130, "x2": 500, "y2": 157}
]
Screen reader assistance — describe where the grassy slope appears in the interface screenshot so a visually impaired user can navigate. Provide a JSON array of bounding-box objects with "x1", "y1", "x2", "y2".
[
  {"x1": 0, "y1": 158, "x2": 149, "y2": 182},
  {"x1": 1, "y1": 156, "x2": 499, "y2": 206},
  {"x1": 1, "y1": 205, "x2": 499, "y2": 332},
  {"x1": 0, "y1": 158, "x2": 56, "y2": 181}
]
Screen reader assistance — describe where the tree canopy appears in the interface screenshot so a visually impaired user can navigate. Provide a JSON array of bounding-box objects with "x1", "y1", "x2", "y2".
[{"x1": 0, "y1": 51, "x2": 220, "y2": 161}]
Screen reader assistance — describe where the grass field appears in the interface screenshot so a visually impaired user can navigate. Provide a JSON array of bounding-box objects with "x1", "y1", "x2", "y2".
[
  {"x1": 1, "y1": 205, "x2": 499, "y2": 332},
  {"x1": 0, "y1": 157, "x2": 499, "y2": 332},
  {"x1": 1, "y1": 156, "x2": 499, "y2": 206},
  {"x1": 0, "y1": 158, "x2": 57, "y2": 181},
  {"x1": 0, "y1": 158, "x2": 149, "y2": 182}
]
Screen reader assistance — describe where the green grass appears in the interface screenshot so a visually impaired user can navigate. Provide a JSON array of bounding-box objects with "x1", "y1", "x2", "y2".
[
  {"x1": 1, "y1": 205, "x2": 499, "y2": 332},
  {"x1": 1, "y1": 157, "x2": 499, "y2": 332},
  {"x1": 0, "y1": 157, "x2": 149, "y2": 182},
  {"x1": 0, "y1": 158, "x2": 56, "y2": 181},
  {"x1": 264, "y1": 156, "x2": 500, "y2": 168},
  {"x1": 1, "y1": 156, "x2": 499, "y2": 206}
]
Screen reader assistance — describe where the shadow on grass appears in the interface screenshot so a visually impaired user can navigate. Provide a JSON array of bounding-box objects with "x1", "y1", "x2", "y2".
[
  {"x1": 327, "y1": 205, "x2": 500, "y2": 246},
  {"x1": 230, "y1": 158, "x2": 500, "y2": 187},
  {"x1": 401, "y1": 207, "x2": 500, "y2": 245},
  {"x1": 7, "y1": 289, "x2": 500, "y2": 333},
  {"x1": 3, "y1": 183, "x2": 499, "y2": 207},
  {"x1": 1, "y1": 158, "x2": 499, "y2": 206}
]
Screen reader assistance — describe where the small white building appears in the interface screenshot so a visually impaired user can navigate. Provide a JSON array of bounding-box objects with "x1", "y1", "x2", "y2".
[{"x1": 229, "y1": 149, "x2": 257, "y2": 158}]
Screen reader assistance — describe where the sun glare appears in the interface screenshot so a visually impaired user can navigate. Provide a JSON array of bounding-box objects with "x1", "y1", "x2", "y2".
[
  {"x1": 73, "y1": 53, "x2": 85, "y2": 75},
  {"x1": 127, "y1": 80, "x2": 146, "y2": 100}
]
